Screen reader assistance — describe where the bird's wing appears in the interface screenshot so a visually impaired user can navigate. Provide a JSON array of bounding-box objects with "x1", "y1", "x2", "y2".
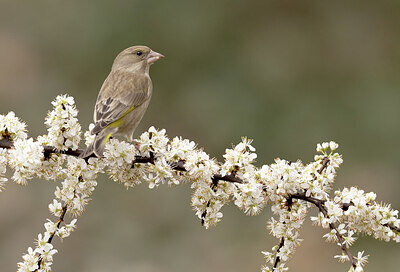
[{"x1": 91, "y1": 71, "x2": 151, "y2": 135}]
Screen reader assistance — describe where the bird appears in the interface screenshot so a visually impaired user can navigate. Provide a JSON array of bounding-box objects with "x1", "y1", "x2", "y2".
[{"x1": 80, "y1": 45, "x2": 164, "y2": 158}]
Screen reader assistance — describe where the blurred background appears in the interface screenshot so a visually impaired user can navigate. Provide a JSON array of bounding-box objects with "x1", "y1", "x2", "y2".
[{"x1": 0, "y1": 1, "x2": 399, "y2": 271}]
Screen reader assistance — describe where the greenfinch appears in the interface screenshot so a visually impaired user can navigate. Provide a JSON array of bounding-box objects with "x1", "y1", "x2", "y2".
[{"x1": 80, "y1": 45, "x2": 163, "y2": 158}]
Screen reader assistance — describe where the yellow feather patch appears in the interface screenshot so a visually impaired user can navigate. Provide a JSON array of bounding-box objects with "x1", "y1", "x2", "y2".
[
  {"x1": 104, "y1": 132, "x2": 113, "y2": 144},
  {"x1": 108, "y1": 106, "x2": 135, "y2": 128}
]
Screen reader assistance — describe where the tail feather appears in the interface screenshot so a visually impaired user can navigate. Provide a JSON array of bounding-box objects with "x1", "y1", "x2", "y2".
[
  {"x1": 80, "y1": 129, "x2": 115, "y2": 159},
  {"x1": 79, "y1": 141, "x2": 95, "y2": 159}
]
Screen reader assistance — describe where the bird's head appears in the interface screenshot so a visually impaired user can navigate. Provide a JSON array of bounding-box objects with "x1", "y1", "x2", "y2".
[{"x1": 112, "y1": 45, "x2": 164, "y2": 73}]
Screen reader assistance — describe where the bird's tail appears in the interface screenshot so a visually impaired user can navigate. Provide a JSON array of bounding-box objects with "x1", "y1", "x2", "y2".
[{"x1": 79, "y1": 129, "x2": 115, "y2": 159}]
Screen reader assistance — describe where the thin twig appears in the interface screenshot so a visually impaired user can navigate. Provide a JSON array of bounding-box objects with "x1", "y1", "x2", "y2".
[
  {"x1": 271, "y1": 156, "x2": 332, "y2": 269},
  {"x1": 290, "y1": 192, "x2": 356, "y2": 268},
  {"x1": 273, "y1": 237, "x2": 285, "y2": 270},
  {"x1": 36, "y1": 204, "x2": 68, "y2": 271},
  {"x1": 287, "y1": 157, "x2": 356, "y2": 268},
  {"x1": 383, "y1": 223, "x2": 400, "y2": 234}
]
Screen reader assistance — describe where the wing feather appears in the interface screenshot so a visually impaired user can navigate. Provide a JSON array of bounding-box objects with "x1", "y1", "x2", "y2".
[{"x1": 91, "y1": 71, "x2": 151, "y2": 135}]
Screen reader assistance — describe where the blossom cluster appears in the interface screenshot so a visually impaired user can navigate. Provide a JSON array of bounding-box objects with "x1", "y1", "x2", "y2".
[
  {"x1": 0, "y1": 95, "x2": 398, "y2": 272},
  {"x1": 17, "y1": 236, "x2": 57, "y2": 272},
  {"x1": 0, "y1": 111, "x2": 29, "y2": 187},
  {"x1": 5, "y1": 95, "x2": 83, "y2": 186},
  {"x1": 18, "y1": 155, "x2": 104, "y2": 271},
  {"x1": 44, "y1": 95, "x2": 81, "y2": 151},
  {"x1": 7, "y1": 138, "x2": 44, "y2": 185},
  {"x1": 54, "y1": 156, "x2": 104, "y2": 216},
  {"x1": 262, "y1": 201, "x2": 307, "y2": 272},
  {"x1": 307, "y1": 187, "x2": 399, "y2": 271},
  {"x1": 190, "y1": 138, "x2": 261, "y2": 227},
  {"x1": 103, "y1": 138, "x2": 143, "y2": 188},
  {"x1": 319, "y1": 187, "x2": 400, "y2": 243},
  {"x1": 259, "y1": 144, "x2": 343, "y2": 271},
  {"x1": 0, "y1": 111, "x2": 27, "y2": 141},
  {"x1": 11, "y1": 95, "x2": 100, "y2": 271}
]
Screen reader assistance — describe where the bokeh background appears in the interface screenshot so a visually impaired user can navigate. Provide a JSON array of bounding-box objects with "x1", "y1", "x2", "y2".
[{"x1": 1, "y1": 1, "x2": 399, "y2": 271}]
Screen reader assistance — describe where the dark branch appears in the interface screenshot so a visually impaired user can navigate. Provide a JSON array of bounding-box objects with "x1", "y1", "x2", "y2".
[
  {"x1": 289, "y1": 191, "x2": 356, "y2": 268},
  {"x1": 3, "y1": 138, "x2": 398, "y2": 235},
  {"x1": 384, "y1": 223, "x2": 400, "y2": 234},
  {"x1": 2, "y1": 136, "x2": 245, "y2": 229},
  {"x1": 0, "y1": 138, "x2": 86, "y2": 159},
  {"x1": 273, "y1": 237, "x2": 285, "y2": 270},
  {"x1": 285, "y1": 156, "x2": 357, "y2": 268},
  {"x1": 0, "y1": 138, "x2": 12, "y2": 148},
  {"x1": 36, "y1": 204, "x2": 68, "y2": 271},
  {"x1": 1, "y1": 138, "x2": 244, "y2": 185}
]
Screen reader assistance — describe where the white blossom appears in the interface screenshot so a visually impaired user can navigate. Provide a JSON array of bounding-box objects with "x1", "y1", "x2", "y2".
[
  {"x1": 185, "y1": 149, "x2": 219, "y2": 182},
  {"x1": 84, "y1": 123, "x2": 96, "y2": 146},
  {"x1": 0, "y1": 111, "x2": 27, "y2": 141},
  {"x1": 220, "y1": 137, "x2": 257, "y2": 176},
  {"x1": 0, "y1": 148, "x2": 8, "y2": 191},
  {"x1": 354, "y1": 251, "x2": 369, "y2": 267},
  {"x1": 191, "y1": 178, "x2": 234, "y2": 228},
  {"x1": 143, "y1": 157, "x2": 174, "y2": 188},
  {"x1": 333, "y1": 187, "x2": 400, "y2": 243},
  {"x1": 17, "y1": 247, "x2": 39, "y2": 272},
  {"x1": 103, "y1": 138, "x2": 144, "y2": 188},
  {"x1": 166, "y1": 136, "x2": 196, "y2": 162},
  {"x1": 136, "y1": 126, "x2": 169, "y2": 157},
  {"x1": 57, "y1": 219, "x2": 77, "y2": 240},
  {"x1": 325, "y1": 200, "x2": 343, "y2": 224},
  {"x1": 55, "y1": 156, "x2": 103, "y2": 216},
  {"x1": 334, "y1": 253, "x2": 349, "y2": 263},
  {"x1": 45, "y1": 94, "x2": 81, "y2": 151},
  {"x1": 329, "y1": 141, "x2": 339, "y2": 151},
  {"x1": 8, "y1": 138, "x2": 44, "y2": 185},
  {"x1": 48, "y1": 199, "x2": 63, "y2": 217},
  {"x1": 165, "y1": 136, "x2": 198, "y2": 184},
  {"x1": 234, "y1": 177, "x2": 265, "y2": 215},
  {"x1": 36, "y1": 135, "x2": 65, "y2": 181}
]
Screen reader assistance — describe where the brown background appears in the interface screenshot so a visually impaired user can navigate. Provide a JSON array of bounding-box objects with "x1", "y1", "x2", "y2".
[{"x1": 0, "y1": 1, "x2": 399, "y2": 271}]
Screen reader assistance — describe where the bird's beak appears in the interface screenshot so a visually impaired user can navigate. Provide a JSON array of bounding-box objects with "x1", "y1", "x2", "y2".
[{"x1": 147, "y1": 50, "x2": 164, "y2": 64}]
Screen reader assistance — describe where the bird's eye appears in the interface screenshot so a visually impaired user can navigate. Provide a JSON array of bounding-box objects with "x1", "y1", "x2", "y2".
[{"x1": 136, "y1": 51, "x2": 143, "y2": 56}]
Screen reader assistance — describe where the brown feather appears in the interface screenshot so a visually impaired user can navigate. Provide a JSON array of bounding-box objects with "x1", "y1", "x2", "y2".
[
  {"x1": 91, "y1": 71, "x2": 151, "y2": 135},
  {"x1": 80, "y1": 45, "x2": 163, "y2": 158}
]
